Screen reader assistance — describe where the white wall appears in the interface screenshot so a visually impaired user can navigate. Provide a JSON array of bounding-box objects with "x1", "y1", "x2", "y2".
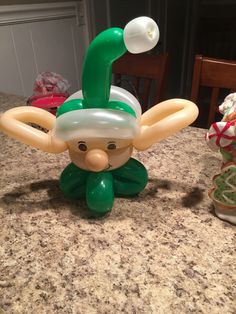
[{"x1": 0, "y1": 1, "x2": 90, "y2": 96}]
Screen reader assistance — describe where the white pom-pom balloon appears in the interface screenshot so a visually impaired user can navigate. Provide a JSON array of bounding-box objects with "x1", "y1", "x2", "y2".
[{"x1": 123, "y1": 17, "x2": 159, "y2": 54}]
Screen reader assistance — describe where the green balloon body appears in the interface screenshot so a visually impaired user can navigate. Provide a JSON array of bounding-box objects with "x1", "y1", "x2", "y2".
[{"x1": 60, "y1": 158, "x2": 148, "y2": 216}]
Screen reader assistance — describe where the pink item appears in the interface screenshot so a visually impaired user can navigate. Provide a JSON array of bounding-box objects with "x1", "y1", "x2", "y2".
[{"x1": 33, "y1": 72, "x2": 70, "y2": 95}]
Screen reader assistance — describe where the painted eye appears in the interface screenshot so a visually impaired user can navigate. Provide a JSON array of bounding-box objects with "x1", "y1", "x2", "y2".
[
  {"x1": 78, "y1": 143, "x2": 87, "y2": 151},
  {"x1": 107, "y1": 143, "x2": 116, "y2": 150}
]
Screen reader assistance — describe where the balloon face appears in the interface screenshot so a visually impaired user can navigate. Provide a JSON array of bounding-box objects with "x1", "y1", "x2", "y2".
[{"x1": 67, "y1": 138, "x2": 133, "y2": 172}]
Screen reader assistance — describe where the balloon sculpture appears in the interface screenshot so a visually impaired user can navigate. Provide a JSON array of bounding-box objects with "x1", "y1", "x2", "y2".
[
  {"x1": 206, "y1": 93, "x2": 236, "y2": 224},
  {"x1": 0, "y1": 17, "x2": 198, "y2": 217}
]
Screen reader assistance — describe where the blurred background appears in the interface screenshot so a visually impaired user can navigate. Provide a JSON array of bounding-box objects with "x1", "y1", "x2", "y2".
[{"x1": 0, "y1": 0, "x2": 236, "y2": 127}]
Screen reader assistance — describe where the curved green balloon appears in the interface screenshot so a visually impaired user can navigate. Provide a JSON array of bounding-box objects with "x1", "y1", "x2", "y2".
[{"x1": 82, "y1": 28, "x2": 127, "y2": 109}]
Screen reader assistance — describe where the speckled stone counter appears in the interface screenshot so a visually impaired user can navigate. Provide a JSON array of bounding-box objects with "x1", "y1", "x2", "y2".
[{"x1": 0, "y1": 92, "x2": 235, "y2": 314}]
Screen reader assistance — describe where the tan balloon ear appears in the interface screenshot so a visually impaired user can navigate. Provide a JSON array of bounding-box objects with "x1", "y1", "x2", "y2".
[
  {"x1": 0, "y1": 106, "x2": 67, "y2": 153},
  {"x1": 133, "y1": 99, "x2": 199, "y2": 151}
]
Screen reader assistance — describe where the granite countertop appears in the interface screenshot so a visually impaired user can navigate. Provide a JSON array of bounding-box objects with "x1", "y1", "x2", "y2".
[{"x1": 0, "y1": 92, "x2": 235, "y2": 313}]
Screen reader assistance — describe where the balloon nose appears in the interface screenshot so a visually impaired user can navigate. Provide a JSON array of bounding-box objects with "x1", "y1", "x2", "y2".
[{"x1": 85, "y1": 149, "x2": 109, "y2": 172}]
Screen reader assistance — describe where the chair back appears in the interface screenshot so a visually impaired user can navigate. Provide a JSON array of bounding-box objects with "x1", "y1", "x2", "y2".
[
  {"x1": 113, "y1": 52, "x2": 169, "y2": 112},
  {"x1": 190, "y1": 55, "x2": 236, "y2": 127}
]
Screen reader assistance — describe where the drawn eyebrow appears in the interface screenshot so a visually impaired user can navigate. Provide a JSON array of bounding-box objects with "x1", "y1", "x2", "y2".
[
  {"x1": 78, "y1": 141, "x2": 86, "y2": 143},
  {"x1": 108, "y1": 141, "x2": 116, "y2": 144}
]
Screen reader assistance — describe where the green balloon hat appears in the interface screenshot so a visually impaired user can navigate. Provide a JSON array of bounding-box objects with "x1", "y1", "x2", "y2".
[
  {"x1": 55, "y1": 16, "x2": 160, "y2": 216},
  {"x1": 55, "y1": 16, "x2": 159, "y2": 141}
]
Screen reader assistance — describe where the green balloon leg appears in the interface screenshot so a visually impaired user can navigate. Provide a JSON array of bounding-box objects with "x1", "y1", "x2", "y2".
[
  {"x1": 59, "y1": 158, "x2": 148, "y2": 216},
  {"x1": 86, "y1": 172, "x2": 114, "y2": 216},
  {"x1": 59, "y1": 163, "x2": 89, "y2": 199}
]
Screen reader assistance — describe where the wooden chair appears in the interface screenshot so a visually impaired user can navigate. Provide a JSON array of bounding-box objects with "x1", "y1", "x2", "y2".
[
  {"x1": 112, "y1": 52, "x2": 169, "y2": 112},
  {"x1": 190, "y1": 55, "x2": 236, "y2": 128}
]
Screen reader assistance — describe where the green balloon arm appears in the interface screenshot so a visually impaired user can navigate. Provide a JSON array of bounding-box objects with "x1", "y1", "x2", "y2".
[{"x1": 82, "y1": 28, "x2": 127, "y2": 108}]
